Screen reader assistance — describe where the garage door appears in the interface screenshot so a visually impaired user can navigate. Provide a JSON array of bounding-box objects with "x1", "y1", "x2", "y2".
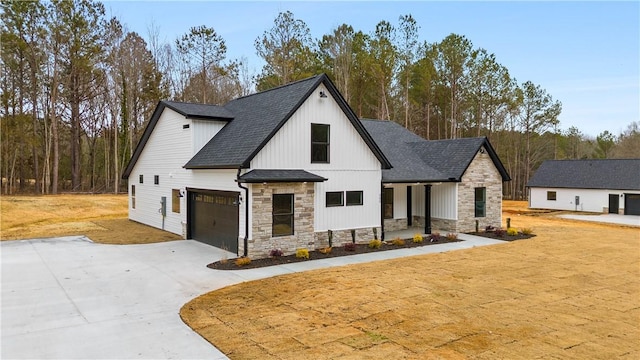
[
  {"x1": 188, "y1": 190, "x2": 239, "y2": 253},
  {"x1": 625, "y1": 193, "x2": 640, "y2": 215}
]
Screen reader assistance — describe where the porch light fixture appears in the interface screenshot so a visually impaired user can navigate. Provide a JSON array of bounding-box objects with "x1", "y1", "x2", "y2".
[
  {"x1": 319, "y1": 91, "x2": 327, "y2": 98},
  {"x1": 177, "y1": 189, "x2": 185, "y2": 198}
]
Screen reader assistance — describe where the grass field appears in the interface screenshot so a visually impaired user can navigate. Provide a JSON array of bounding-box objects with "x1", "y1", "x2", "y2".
[
  {"x1": 181, "y1": 201, "x2": 640, "y2": 359},
  {"x1": 0, "y1": 194, "x2": 181, "y2": 244}
]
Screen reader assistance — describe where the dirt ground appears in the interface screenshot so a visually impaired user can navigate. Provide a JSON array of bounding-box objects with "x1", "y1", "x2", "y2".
[
  {"x1": 0, "y1": 194, "x2": 182, "y2": 244},
  {"x1": 181, "y1": 201, "x2": 640, "y2": 359}
]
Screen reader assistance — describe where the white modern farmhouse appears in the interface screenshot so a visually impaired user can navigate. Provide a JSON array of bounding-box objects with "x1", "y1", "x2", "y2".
[
  {"x1": 527, "y1": 159, "x2": 640, "y2": 215},
  {"x1": 123, "y1": 74, "x2": 510, "y2": 258}
]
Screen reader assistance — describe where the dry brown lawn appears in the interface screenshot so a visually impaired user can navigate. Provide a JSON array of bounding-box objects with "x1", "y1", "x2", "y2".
[
  {"x1": 182, "y1": 201, "x2": 640, "y2": 359},
  {"x1": 1, "y1": 194, "x2": 181, "y2": 244}
]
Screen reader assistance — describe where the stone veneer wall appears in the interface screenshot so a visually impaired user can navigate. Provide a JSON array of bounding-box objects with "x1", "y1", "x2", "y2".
[
  {"x1": 315, "y1": 227, "x2": 381, "y2": 248},
  {"x1": 249, "y1": 182, "x2": 315, "y2": 258},
  {"x1": 384, "y1": 218, "x2": 408, "y2": 232},
  {"x1": 457, "y1": 150, "x2": 503, "y2": 232},
  {"x1": 412, "y1": 216, "x2": 457, "y2": 233}
]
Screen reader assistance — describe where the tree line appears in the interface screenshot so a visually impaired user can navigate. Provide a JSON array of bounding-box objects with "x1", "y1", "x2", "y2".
[{"x1": 2, "y1": 2, "x2": 638, "y2": 199}]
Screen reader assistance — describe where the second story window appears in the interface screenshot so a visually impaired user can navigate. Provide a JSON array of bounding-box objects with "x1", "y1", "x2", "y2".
[{"x1": 311, "y1": 123, "x2": 330, "y2": 163}]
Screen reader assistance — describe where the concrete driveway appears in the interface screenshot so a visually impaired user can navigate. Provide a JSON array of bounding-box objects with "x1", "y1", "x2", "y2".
[
  {"x1": 558, "y1": 213, "x2": 640, "y2": 226},
  {"x1": 1, "y1": 236, "x2": 240, "y2": 359},
  {"x1": 1, "y1": 234, "x2": 503, "y2": 359}
]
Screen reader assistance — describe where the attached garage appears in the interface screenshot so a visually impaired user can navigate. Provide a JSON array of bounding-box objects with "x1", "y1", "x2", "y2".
[
  {"x1": 625, "y1": 193, "x2": 640, "y2": 215},
  {"x1": 188, "y1": 189, "x2": 239, "y2": 253}
]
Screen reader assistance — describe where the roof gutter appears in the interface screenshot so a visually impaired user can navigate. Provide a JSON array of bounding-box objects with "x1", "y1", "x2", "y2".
[{"x1": 236, "y1": 168, "x2": 249, "y2": 257}]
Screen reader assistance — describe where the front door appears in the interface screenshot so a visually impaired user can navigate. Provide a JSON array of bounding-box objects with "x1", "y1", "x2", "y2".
[{"x1": 608, "y1": 194, "x2": 619, "y2": 214}]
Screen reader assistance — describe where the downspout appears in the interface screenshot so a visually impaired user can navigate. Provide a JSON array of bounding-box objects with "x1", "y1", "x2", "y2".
[
  {"x1": 380, "y1": 183, "x2": 385, "y2": 241},
  {"x1": 236, "y1": 168, "x2": 249, "y2": 257}
]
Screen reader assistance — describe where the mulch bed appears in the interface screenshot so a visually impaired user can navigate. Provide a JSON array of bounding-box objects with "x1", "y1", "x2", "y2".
[
  {"x1": 208, "y1": 231, "x2": 537, "y2": 270},
  {"x1": 208, "y1": 234, "x2": 461, "y2": 270}
]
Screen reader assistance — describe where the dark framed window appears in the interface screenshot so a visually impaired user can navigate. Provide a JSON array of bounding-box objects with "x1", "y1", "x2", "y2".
[
  {"x1": 547, "y1": 191, "x2": 557, "y2": 201},
  {"x1": 131, "y1": 185, "x2": 136, "y2": 209},
  {"x1": 346, "y1": 191, "x2": 363, "y2": 206},
  {"x1": 154, "y1": 175, "x2": 159, "y2": 185},
  {"x1": 383, "y1": 188, "x2": 394, "y2": 219},
  {"x1": 475, "y1": 187, "x2": 486, "y2": 217},
  {"x1": 326, "y1": 191, "x2": 343, "y2": 207},
  {"x1": 272, "y1": 194, "x2": 294, "y2": 237},
  {"x1": 139, "y1": 174, "x2": 143, "y2": 184},
  {"x1": 311, "y1": 123, "x2": 330, "y2": 163},
  {"x1": 172, "y1": 189, "x2": 180, "y2": 213}
]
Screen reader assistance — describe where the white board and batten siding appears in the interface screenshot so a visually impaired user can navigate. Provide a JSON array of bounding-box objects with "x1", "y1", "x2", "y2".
[
  {"x1": 412, "y1": 183, "x2": 458, "y2": 220},
  {"x1": 128, "y1": 108, "x2": 245, "y2": 238},
  {"x1": 530, "y1": 187, "x2": 633, "y2": 213},
  {"x1": 250, "y1": 83, "x2": 382, "y2": 232}
]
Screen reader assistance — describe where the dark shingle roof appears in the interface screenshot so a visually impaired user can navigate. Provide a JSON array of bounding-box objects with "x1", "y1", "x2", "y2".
[
  {"x1": 238, "y1": 169, "x2": 327, "y2": 183},
  {"x1": 527, "y1": 159, "x2": 640, "y2": 190},
  {"x1": 361, "y1": 119, "x2": 510, "y2": 182},
  {"x1": 163, "y1": 100, "x2": 235, "y2": 120}
]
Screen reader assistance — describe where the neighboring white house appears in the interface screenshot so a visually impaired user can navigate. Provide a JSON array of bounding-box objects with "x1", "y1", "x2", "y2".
[
  {"x1": 527, "y1": 159, "x2": 640, "y2": 215},
  {"x1": 123, "y1": 74, "x2": 510, "y2": 259}
]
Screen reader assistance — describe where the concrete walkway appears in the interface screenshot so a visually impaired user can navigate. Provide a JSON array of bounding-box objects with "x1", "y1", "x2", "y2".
[{"x1": 1, "y1": 234, "x2": 503, "y2": 359}]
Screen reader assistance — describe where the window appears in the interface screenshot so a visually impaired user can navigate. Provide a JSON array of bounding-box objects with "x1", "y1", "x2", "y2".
[
  {"x1": 154, "y1": 175, "x2": 159, "y2": 185},
  {"x1": 383, "y1": 188, "x2": 394, "y2": 219},
  {"x1": 139, "y1": 174, "x2": 143, "y2": 184},
  {"x1": 172, "y1": 189, "x2": 181, "y2": 213},
  {"x1": 475, "y1": 187, "x2": 486, "y2": 217},
  {"x1": 326, "y1": 191, "x2": 343, "y2": 207},
  {"x1": 131, "y1": 185, "x2": 136, "y2": 209},
  {"x1": 272, "y1": 194, "x2": 294, "y2": 236},
  {"x1": 547, "y1": 191, "x2": 557, "y2": 201},
  {"x1": 346, "y1": 191, "x2": 363, "y2": 206},
  {"x1": 311, "y1": 123, "x2": 330, "y2": 163}
]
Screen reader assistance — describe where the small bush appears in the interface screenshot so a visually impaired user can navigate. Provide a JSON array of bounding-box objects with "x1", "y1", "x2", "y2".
[
  {"x1": 368, "y1": 239, "x2": 382, "y2": 249},
  {"x1": 295, "y1": 248, "x2": 309, "y2": 259},
  {"x1": 412, "y1": 234, "x2": 424, "y2": 243},
  {"x1": 318, "y1": 247, "x2": 332, "y2": 254},
  {"x1": 446, "y1": 233, "x2": 458, "y2": 241},
  {"x1": 485, "y1": 225, "x2": 496, "y2": 232},
  {"x1": 521, "y1": 228, "x2": 533, "y2": 235},
  {"x1": 507, "y1": 227, "x2": 519, "y2": 236},
  {"x1": 235, "y1": 257, "x2": 251, "y2": 266},
  {"x1": 344, "y1": 242, "x2": 356, "y2": 251},
  {"x1": 494, "y1": 229, "x2": 506, "y2": 237},
  {"x1": 429, "y1": 232, "x2": 441, "y2": 242},
  {"x1": 269, "y1": 249, "x2": 283, "y2": 257}
]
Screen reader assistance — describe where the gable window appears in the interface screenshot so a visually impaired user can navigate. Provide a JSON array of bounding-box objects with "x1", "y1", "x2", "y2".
[
  {"x1": 272, "y1": 194, "x2": 294, "y2": 236},
  {"x1": 326, "y1": 191, "x2": 343, "y2": 207},
  {"x1": 346, "y1": 191, "x2": 363, "y2": 206},
  {"x1": 139, "y1": 175, "x2": 143, "y2": 184},
  {"x1": 131, "y1": 185, "x2": 136, "y2": 209},
  {"x1": 475, "y1": 187, "x2": 486, "y2": 217},
  {"x1": 172, "y1": 189, "x2": 181, "y2": 213},
  {"x1": 311, "y1": 123, "x2": 330, "y2": 163},
  {"x1": 154, "y1": 175, "x2": 159, "y2": 185},
  {"x1": 383, "y1": 188, "x2": 394, "y2": 219},
  {"x1": 547, "y1": 191, "x2": 557, "y2": 201}
]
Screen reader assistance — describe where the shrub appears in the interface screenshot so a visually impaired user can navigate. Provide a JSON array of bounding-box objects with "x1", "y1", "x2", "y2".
[
  {"x1": 446, "y1": 233, "x2": 458, "y2": 241},
  {"x1": 269, "y1": 249, "x2": 283, "y2": 257},
  {"x1": 344, "y1": 242, "x2": 356, "y2": 251},
  {"x1": 485, "y1": 225, "x2": 496, "y2": 232},
  {"x1": 429, "y1": 232, "x2": 441, "y2": 242},
  {"x1": 295, "y1": 248, "x2": 309, "y2": 259},
  {"x1": 235, "y1": 257, "x2": 251, "y2": 266},
  {"x1": 494, "y1": 229, "x2": 506, "y2": 237},
  {"x1": 412, "y1": 234, "x2": 424, "y2": 243},
  {"x1": 368, "y1": 239, "x2": 382, "y2": 249},
  {"x1": 521, "y1": 228, "x2": 533, "y2": 235},
  {"x1": 318, "y1": 247, "x2": 332, "y2": 254},
  {"x1": 392, "y1": 237, "x2": 406, "y2": 246},
  {"x1": 507, "y1": 227, "x2": 519, "y2": 236}
]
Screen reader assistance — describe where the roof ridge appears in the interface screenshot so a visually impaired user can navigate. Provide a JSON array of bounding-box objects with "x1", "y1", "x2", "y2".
[
  {"x1": 229, "y1": 74, "x2": 324, "y2": 102},
  {"x1": 163, "y1": 100, "x2": 225, "y2": 106}
]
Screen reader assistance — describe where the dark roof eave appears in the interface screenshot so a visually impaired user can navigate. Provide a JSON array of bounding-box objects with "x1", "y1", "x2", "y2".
[
  {"x1": 238, "y1": 178, "x2": 327, "y2": 183},
  {"x1": 382, "y1": 178, "x2": 460, "y2": 184},
  {"x1": 183, "y1": 164, "x2": 243, "y2": 170},
  {"x1": 185, "y1": 115, "x2": 234, "y2": 121}
]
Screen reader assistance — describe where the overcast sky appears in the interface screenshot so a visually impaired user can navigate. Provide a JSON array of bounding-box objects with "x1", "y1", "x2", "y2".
[{"x1": 104, "y1": 1, "x2": 640, "y2": 138}]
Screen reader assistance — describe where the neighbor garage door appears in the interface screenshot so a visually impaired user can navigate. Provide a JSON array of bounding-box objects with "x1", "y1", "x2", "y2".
[
  {"x1": 625, "y1": 193, "x2": 640, "y2": 215},
  {"x1": 188, "y1": 189, "x2": 239, "y2": 253}
]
